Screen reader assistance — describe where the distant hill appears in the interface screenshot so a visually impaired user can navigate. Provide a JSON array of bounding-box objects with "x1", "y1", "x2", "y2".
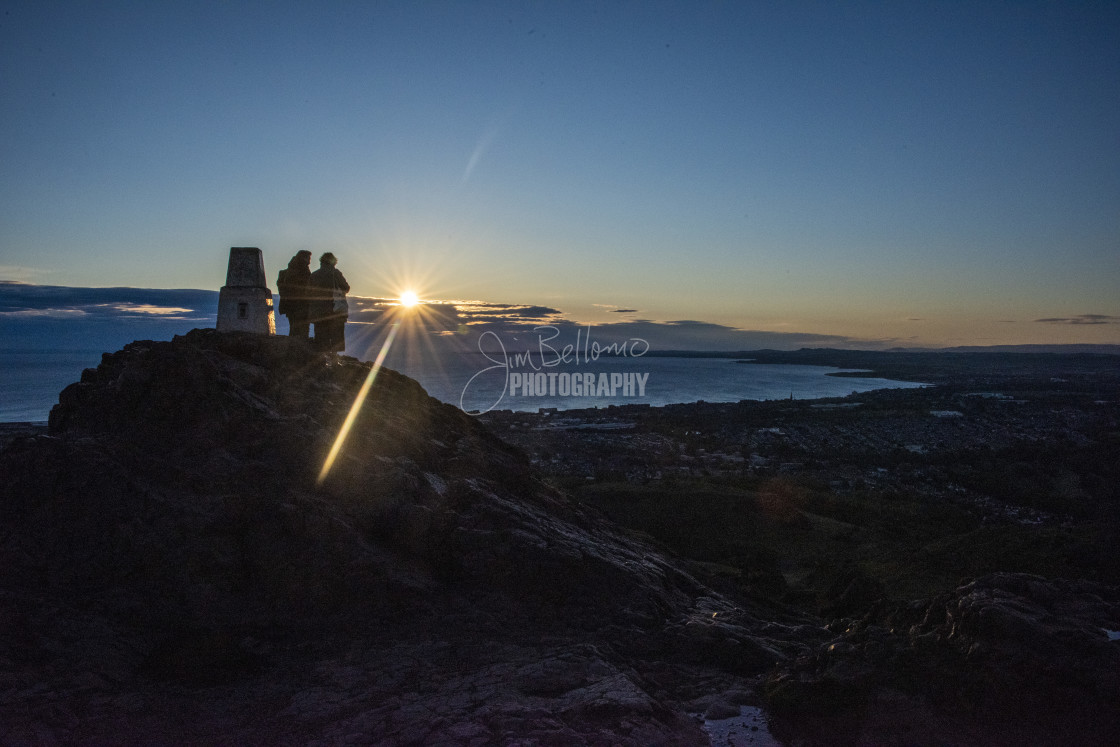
[
  {"x1": 930, "y1": 343, "x2": 1120, "y2": 354},
  {"x1": 647, "y1": 345, "x2": 1120, "y2": 386},
  {"x1": 647, "y1": 343, "x2": 1120, "y2": 357}
]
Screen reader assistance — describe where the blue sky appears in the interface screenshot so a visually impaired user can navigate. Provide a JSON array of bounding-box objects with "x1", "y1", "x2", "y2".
[{"x1": 2, "y1": 0, "x2": 1118, "y2": 348}]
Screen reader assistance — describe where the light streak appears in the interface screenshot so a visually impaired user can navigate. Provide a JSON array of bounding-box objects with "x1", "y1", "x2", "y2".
[{"x1": 317, "y1": 322, "x2": 400, "y2": 485}]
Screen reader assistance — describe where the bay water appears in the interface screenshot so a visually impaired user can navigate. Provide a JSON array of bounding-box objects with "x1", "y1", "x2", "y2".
[
  {"x1": 0, "y1": 347, "x2": 924, "y2": 423},
  {"x1": 398, "y1": 351, "x2": 924, "y2": 414},
  {"x1": 0, "y1": 350, "x2": 105, "y2": 422}
]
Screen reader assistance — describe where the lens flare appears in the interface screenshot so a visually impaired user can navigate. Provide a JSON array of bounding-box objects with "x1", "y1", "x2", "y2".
[
  {"x1": 399, "y1": 290, "x2": 419, "y2": 307},
  {"x1": 317, "y1": 322, "x2": 400, "y2": 486}
]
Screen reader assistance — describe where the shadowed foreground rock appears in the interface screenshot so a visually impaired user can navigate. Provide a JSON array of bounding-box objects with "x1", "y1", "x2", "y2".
[
  {"x1": 3, "y1": 330, "x2": 1118, "y2": 745},
  {"x1": 765, "y1": 572, "x2": 1120, "y2": 745},
  {"x1": 0, "y1": 329, "x2": 812, "y2": 745}
]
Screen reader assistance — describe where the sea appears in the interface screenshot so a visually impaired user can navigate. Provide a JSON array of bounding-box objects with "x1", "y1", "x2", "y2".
[
  {"x1": 0, "y1": 346, "x2": 925, "y2": 423},
  {"x1": 0, "y1": 350, "x2": 107, "y2": 423},
  {"x1": 403, "y1": 352, "x2": 924, "y2": 414}
]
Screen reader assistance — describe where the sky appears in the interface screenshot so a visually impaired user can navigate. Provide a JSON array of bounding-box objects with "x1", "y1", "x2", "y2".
[{"x1": 2, "y1": 0, "x2": 1119, "y2": 349}]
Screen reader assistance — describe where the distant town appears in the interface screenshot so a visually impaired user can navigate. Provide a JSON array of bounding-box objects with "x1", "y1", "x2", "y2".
[{"x1": 482, "y1": 350, "x2": 1120, "y2": 528}]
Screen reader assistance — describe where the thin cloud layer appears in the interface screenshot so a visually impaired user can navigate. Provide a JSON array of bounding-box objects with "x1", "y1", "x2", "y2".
[
  {"x1": 0, "y1": 308, "x2": 89, "y2": 319},
  {"x1": 450, "y1": 304, "x2": 564, "y2": 324},
  {"x1": 0, "y1": 282, "x2": 902, "y2": 352},
  {"x1": 0, "y1": 282, "x2": 215, "y2": 322},
  {"x1": 365, "y1": 300, "x2": 878, "y2": 352},
  {"x1": 0, "y1": 282, "x2": 217, "y2": 351},
  {"x1": 1035, "y1": 314, "x2": 1119, "y2": 325}
]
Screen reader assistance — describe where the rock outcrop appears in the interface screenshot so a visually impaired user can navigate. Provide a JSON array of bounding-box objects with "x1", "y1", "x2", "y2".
[
  {"x1": 766, "y1": 572, "x2": 1120, "y2": 745},
  {"x1": 0, "y1": 330, "x2": 810, "y2": 744}
]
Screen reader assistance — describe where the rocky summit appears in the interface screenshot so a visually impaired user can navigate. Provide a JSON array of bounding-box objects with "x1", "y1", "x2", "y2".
[
  {"x1": 1, "y1": 329, "x2": 1118, "y2": 745},
  {"x1": 0, "y1": 329, "x2": 813, "y2": 745}
]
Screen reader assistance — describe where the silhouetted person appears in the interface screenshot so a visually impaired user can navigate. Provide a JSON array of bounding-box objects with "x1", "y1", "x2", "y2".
[
  {"x1": 276, "y1": 250, "x2": 312, "y2": 339},
  {"x1": 309, "y1": 252, "x2": 350, "y2": 352}
]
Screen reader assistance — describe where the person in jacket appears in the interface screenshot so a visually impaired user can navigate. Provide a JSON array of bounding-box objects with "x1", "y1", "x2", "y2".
[
  {"x1": 276, "y1": 250, "x2": 312, "y2": 339},
  {"x1": 309, "y1": 252, "x2": 350, "y2": 352}
]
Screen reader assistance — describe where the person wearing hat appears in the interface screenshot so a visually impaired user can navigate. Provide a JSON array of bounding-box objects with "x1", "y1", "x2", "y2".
[
  {"x1": 309, "y1": 252, "x2": 350, "y2": 352},
  {"x1": 276, "y1": 250, "x2": 313, "y2": 339}
]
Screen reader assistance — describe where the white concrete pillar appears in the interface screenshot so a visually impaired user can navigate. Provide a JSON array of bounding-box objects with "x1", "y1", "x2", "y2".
[{"x1": 216, "y1": 247, "x2": 276, "y2": 334}]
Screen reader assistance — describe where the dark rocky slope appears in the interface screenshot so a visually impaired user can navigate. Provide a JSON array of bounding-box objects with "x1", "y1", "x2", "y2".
[
  {"x1": 2, "y1": 329, "x2": 1117, "y2": 745},
  {"x1": 766, "y1": 572, "x2": 1120, "y2": 745},
  {"x1": 0, "y1": 330, "x2": 813, "y2": 745}
]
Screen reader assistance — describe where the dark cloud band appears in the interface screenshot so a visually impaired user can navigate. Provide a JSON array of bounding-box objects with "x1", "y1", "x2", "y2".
[{"x1": 1035, "y1": 314, "x2": 1119, "y2": 325}]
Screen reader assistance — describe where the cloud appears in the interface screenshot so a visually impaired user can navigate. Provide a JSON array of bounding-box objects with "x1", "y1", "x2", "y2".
[
  {"x1": 348, "y1": 299, "x2": 893, "y2": 352},
  {"x1": 1034, "y1": 314, "x2": 1120, "y2": 325},
  {"x1": 346, "y1": 297, "x2": 398, "y2": 316},
  {"x1": 451, "y1": 303, "x2": 563, "y2": 324},
  {"x1": 612, "y1": 309, "x2": 638, "y2": 314},
  {"x1": 0, "y1": 282, "x2": 215, "y2": 320},
  {"x1": 0, "y1": 282, "x2": 892, "y2": 355},
  {"x1": 107, "y1": 303, "x2": 198, "y2": 316},
  {"x1": 0, "y1": 308, "x2": 89, "y2": 318},
  {"x1": 344, "y1": 298, "x2": 888, "y2": 363},
  {"x1": 431, "y1": 314, "x2": 875, "y2": 353},
  {"x1": 346, "y1": 298, "x2": 565, "y2": 327},
  {"x1": 0, "y1": 283, "x2": 217, "y2": 351}
]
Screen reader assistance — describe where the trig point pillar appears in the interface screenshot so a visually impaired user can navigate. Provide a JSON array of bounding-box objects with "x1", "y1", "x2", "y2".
[{"x1": 216, "y1": 247, "x2": 276, "y2": 334}]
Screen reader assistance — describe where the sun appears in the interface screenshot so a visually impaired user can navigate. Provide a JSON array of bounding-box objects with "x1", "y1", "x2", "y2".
[{"x1": 399, "y1": 290, "x2": 420, "y2": 307}]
